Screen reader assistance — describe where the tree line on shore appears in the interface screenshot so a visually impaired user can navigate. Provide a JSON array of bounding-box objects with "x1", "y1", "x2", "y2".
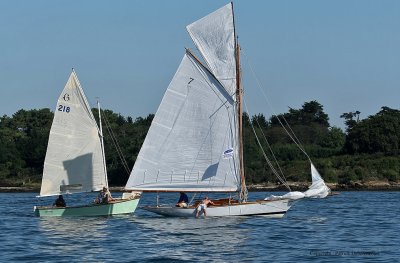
[{"x1": 0, "y1": 101, "x2": 399, "y2": 187}]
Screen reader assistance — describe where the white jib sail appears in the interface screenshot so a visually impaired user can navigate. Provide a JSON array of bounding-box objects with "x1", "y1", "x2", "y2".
[
  {"x1": 304, "y1": 163, "x2": 331, "y2": 198},
  {"x1": 40, "y1": 71, "x2": 107, "y2": 196},
  {"x1": 265, "y1": 163, "x2": 330, "y2": 200},
  {"x1": 186, "y1": 2, "x2": 237, "y2": 97},
  {"x1": 125, "y1": 51, "x2": 240, "y2": 192}
]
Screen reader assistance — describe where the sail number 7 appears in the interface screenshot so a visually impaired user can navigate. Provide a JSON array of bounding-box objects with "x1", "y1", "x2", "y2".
[{"x1": 58, "y1": 105, "x2": 71, "y2": 113}]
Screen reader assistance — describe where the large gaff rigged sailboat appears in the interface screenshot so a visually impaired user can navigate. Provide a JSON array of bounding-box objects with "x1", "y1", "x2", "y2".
[
  {"x1": 34, "y1": 70, "x2": 140, "y2": 217},
  {"x1": 125, "y1": 3, "x2": 329, "y2": 217}
]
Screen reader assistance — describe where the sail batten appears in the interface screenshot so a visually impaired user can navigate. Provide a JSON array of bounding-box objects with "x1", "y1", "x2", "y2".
[{"x1": 39, "y1": 71, "x2": 107, "y2": 197}]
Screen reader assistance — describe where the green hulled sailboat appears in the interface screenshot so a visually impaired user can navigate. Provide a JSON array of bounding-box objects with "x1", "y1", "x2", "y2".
[{"x1": 34, "y1": 70, "x2": 140, "y2": 217}]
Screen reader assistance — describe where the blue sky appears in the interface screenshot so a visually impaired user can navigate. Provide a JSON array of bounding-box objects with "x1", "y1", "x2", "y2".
[{"x1": 1, "y1": 0, "x2": 399, "y2": 129}]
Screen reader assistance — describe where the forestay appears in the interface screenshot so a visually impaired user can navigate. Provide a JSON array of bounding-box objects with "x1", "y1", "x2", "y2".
[
  {"x1": 125, "y1": 51, "x2": 240, "y2": 192},
  {"x1": 40, "y1": 71, "x2": 107, "y2": 196},
  {"x1": 186, "y1": 2, "x2": 237, "y2": 97}
]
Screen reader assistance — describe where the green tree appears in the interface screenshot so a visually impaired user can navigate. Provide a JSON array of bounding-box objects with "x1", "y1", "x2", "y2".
[
  {"x1": 267, "y1": 100, "x2": 333, "y2": 146},
  {"x1": 345, "y1": 107, "x2": 400, "y2": 154},
  {"x1": 270, "y1": 100, "x2": 329, "y2": 127},
  {"x1": 340, "y1": 111, "x2": 360, "y2": 132}
]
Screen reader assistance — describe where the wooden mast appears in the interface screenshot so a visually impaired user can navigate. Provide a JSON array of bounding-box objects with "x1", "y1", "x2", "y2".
[
  {"x1": 236, "y1": 43, "x2": 246, "y2": 201},
  {"x1": 232, "y1": 2, "x2": 247, "y2": 201}
]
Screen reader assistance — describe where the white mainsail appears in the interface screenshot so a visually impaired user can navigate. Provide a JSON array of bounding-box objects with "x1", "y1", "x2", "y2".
[
  {"x1": 125, "y1": 51, "x2": 240, "y2": 192},
  {"x1": 40, "y1": 71, "x2": 107, "y2": 196},
  {"x1": 127, "y1": 2, "x2": 330, "y2": 203},
  {"x1": 186, "y1": 2, "x2": 237, "y2": 96}
]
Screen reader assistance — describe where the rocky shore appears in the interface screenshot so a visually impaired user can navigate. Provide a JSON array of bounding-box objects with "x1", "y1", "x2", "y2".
[
  {"x1": 1, "y1": 181, "x2": 400, "y2": 193},
  {"x1": 248, "y1": 181, "x2": 400, "y2": 191}
]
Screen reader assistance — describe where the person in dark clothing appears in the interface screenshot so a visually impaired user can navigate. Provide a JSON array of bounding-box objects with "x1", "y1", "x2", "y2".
[
  {"x1": 176, "y1": 192, "x2": 189, "y2": 207},
  {"x1": 53, "y1": 195, "x2": 66, "y2": 207}
]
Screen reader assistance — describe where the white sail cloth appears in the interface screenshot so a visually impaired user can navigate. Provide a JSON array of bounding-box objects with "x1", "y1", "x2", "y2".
[
  {"x1": 265, "y1": 163, "x2": 330, "y2": 200},
  {"x1": 264, "y1": 191, "x2": 305, "y2": 201},
  {"x1": 40, "y1": 71, "x2": 107, "y2": 196},
  {"x1": 304, "y1": 163, "x2": 331, "y2": 198},
  {"x1": 125, "y1": 51, "x2": 240, "y2": 192},
  {"x1": 187, "y1": 3, "x2": 237, "y2": 97}
]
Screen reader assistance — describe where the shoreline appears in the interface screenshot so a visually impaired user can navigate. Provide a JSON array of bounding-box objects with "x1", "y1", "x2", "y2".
[
  {"x1": 1, "y1": 181, "x2": 400, "y2": 193},
  {"x1": 247, "y1": 181, "x2": 400, "y2": 192}
]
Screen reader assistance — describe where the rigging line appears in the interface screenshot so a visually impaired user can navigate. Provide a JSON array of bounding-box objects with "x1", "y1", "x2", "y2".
[
  {"x1": 106, "y1": 122, "x2": 131, "y2": 174},
  {"x1": 241, "y1": 50, "x2": 311, "y2": 162},
  {"x1": 105, "y1": 118, "x2": 130, "y2": 175},
  {"x1": 105, "y1": 124, "x2": 130, "y2": 175},
  {"x1": 243, "y1": 98, "x2": 291, "y2": 191},
  {"x1": 241, "y1": 49, "x2": 309, "y2": 161},
  {"x1": 101, "y1": 112, "x2": 131, "y2": 175},
  {"x1": 102, "y1": 115, "x2": 125, "y2": 169},
  {"x1": 280, "y1": 115, "x2": 311, "y2": 161},
  {"x1": 277, "y1": 116, "x2": 311, "y2": 162},
  {"x1": 189, "y1": 193, "x2": 197, "y2": 205},
  {"x1": 244, "y1": 101, "x2": 290, "y2": 191},
  {"x1": 251, "y1": 110, "x2": 288, "y2": 184}
]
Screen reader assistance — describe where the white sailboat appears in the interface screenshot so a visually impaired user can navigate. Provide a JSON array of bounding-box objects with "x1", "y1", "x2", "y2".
[
  {"x1": 124, "y1": 3, "x2": 329, "y2": 217},
  {"x1": 34, "y1": 70, "x2": 140, "y2": 217}
]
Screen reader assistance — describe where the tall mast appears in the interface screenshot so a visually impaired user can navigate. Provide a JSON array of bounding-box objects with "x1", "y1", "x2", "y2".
[
  {"x1": 97, "y1": 100, "x2": 108, "y2": 188},
  {"x1": 236, "y1": 43, "x2": 246, "y2": 201},
  {"x1": 232, "y1": 2, "x2": 247, "y2": 201}
]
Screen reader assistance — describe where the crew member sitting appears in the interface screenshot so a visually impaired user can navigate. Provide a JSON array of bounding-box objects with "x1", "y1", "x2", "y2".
[
  {"x1": 95, "y1": 187, "x2": 114, "y2": 204},
  {"x1": 53, "y1": 195, "x2": 66, "y2": 207},
  {"x1": 176, "y1": 192, "x2": 189, "y2": 208}
]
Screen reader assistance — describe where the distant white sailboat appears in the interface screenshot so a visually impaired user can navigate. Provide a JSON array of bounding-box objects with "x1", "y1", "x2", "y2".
[
  {"x1": 34, "y1": 70, "x2": 140, "y2": 217},
  {"x1": 124, "y1": 2, "x2": 329, "y2": 217}
]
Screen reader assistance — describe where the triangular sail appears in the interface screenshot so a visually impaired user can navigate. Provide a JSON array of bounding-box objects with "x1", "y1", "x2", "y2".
[
  {"x1": 125, "y1": 51, "x2": 240, "y2": 192},
  {"x1": 265, "y1": 162, "x2": 331, "y2": 200},
  {"x1": 304, "y1": 163, "x2": 331, "y2": 198},
  {"x1": 39, "y1": 71, "x2": 107, "y2": 196},
  {"x1": 186, "y1": 2, "x2": 237, "y2": 97}
]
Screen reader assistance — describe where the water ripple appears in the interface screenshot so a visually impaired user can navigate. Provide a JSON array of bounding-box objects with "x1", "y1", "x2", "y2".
[{"x1": 0, "y1": 192, "x2": 398, "y2": 262}]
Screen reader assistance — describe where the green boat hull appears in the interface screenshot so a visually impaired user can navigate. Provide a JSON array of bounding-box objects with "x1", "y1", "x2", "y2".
[{"x1": 34, "y1": 198, "x2": 140, "y2": 217}]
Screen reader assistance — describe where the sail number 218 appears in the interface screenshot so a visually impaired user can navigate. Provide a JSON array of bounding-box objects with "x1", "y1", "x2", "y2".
[{"x1": 58, "y1": 105, "x2": 71, "y2": 113}]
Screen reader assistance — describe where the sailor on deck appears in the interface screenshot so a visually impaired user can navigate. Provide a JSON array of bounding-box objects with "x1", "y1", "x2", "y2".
[{"x1": 196, "y1": 196, "x2": 215, "y2": 217}]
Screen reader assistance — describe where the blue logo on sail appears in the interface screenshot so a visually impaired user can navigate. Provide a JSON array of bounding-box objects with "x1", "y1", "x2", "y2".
[{"x1": 223, "y1": 148, "x2": 234, "y2": 159}]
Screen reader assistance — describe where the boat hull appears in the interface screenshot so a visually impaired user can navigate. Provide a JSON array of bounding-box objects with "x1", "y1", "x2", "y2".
[
  {"x1": 144, "y1": 199, "x2": 291, "y2": 218},
  {"x1": 34, "y1": 198, "x2": 140, "y2": 217}
]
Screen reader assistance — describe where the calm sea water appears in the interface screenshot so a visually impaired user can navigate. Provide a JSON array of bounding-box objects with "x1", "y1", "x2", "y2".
[{"x1": 0, "y1": 191, "x2": 398, "y2": 262}]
